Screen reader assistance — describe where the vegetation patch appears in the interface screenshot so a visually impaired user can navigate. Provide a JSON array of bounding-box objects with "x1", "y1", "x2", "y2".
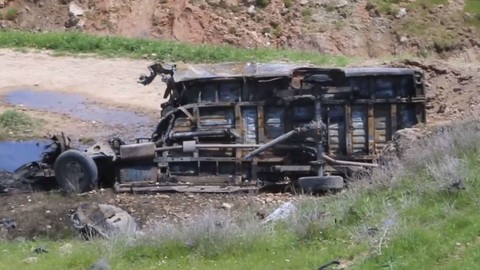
[
  {"x1": 3, "y1": 7, "x2": 19, "y2": 21},
  {"x1": 0, "y1": 30, "x2": 350, "y2": 66},
  {"x1": 0, "y1": 109, "x2": 39, "y2": 141},
  {"x1": 464, "y1": 0, "x2": 480, "y2": 27}
]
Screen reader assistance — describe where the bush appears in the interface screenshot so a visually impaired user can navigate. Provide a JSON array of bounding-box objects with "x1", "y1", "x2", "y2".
[
  {"x1": 4, "y1": 8, "x2": 19, "y2": 21},
  {"x1": 256, "y1": 0, "x2": 271, "y2": 8}
]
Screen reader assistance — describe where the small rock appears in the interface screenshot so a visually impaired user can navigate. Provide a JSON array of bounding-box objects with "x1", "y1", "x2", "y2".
[
  {"x1": 220, "y1": 203, "x2": 233, "y2": 210},
  {"x1": 300, "y1": 0, "x2": 309, "y2": 5},
  {"x1": 265, "y1": 197, "x2": 274, "y2": 203},
  {"x1": 38, "y1": 1, "x2": 45, "y2": 7},
  {"x1": 23, "y1": 257, "x2": 38, "y2": 264},
  {"x1": 69, "y1": 2, "x2": 84, "y2": 17},
  {"x1": 0, "y1": 0, "x2": 5, "y2": 8},
  {"x1": 395, "y1": 8, "x2": 407, "y2": 19},
  {"x1": 246, "y1": 5, "x2": 255, "y2": 15},
  {"x1": 88, "y1": 258, "x2": 110, "y2": 270},
  {"x1": 311, "y1": 13, "x2": 323, "y2": 23},
  {"x1": 336, "y1": 0, "x2": 348, "y2": 8},
  {"x1": 59, "y1": 243, "x2": 73, "y2": 255},
  {"x1": 399, "y1": 36, "x2": 408, "y2": 44}
]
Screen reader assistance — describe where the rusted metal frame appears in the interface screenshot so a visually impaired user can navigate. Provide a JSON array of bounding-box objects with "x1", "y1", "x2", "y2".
[
  {"x1": 367, "y1": 102, "x2": 375, "y2": 155},
  {"x1": 390, "y1": 104, "x2": 397, "y2": 140},
  {"x1": 253, "y1": 103, "x2": 266, "y2": 181},
  {"x1": 272, "y1": 165, "x2": 312, "y2": 172},
  {"x1": 345, "y1": 103, "x2": 353, "y2": 156},
  {"x1": 234, "y1": 103, "x2": 243, "y2": 178},
  {"x1": 192, "y1": 101, "x2": 266, "y2": 108},
  {"x1": 115, "y1": 184, "x2": 259, "y2": 194},
  {"x1": 154, "y1": 156, "x2": 290, "y2": 164},
  {"x1": 171, "y1": 175, "x2": 238, "y2": 184},
  {"x1": 322, "y1": 154, "x2": 379, "y2": 167},
  {"x1": 326, "y1": 105, "x2": 332, "y2": 156},
  {"x1": 321, "y1": 99, "x2": 414, "y2": 105}
]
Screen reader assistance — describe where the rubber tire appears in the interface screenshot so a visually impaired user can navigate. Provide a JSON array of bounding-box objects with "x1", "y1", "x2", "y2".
[
  {"x1": 298, "y1": 175, "x2": 344, "y2": 192},
  {"x1": 54, "y1": 149, "x2": 98, "y2": 194}
]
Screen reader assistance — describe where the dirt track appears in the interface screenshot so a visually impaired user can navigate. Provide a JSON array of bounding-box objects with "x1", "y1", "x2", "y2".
[{"x1": 0, "y1": 49, "x2": 165, "y2": 113}]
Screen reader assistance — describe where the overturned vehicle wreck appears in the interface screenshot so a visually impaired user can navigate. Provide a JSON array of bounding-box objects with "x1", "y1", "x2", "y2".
[{"x1": 7, "y1": 62, "x2": 427, "y2": 194}]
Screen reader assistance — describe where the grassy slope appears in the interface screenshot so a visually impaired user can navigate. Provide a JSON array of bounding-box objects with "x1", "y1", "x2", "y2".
[
  {"x1": 1, "y1": 120, "x2": 479, "y2": 269},
  {"x1": 0, "y1": 109, "x2": 40, "y2": 141},
  {"x1": 0, "y1": 30, "x2": 350, "y2": 66}
]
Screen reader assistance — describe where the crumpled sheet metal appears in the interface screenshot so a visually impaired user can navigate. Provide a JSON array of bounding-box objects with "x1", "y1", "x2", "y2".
[
  {"x1": 171, "y1": 62, "x2": 313, "y2": 82},
  {"x1": 70, "y1": 203, "x2": 137, "y2": 239}
]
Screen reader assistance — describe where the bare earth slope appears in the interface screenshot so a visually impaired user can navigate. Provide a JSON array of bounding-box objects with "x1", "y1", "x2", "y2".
[{"x1": 0, "y1": 0, "x2": 479, "y2": 60}]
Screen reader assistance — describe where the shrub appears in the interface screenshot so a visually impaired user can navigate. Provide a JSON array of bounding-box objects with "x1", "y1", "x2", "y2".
[
  {"x1": 4, "y1": 8, "x2": 19, "y2": 21},
  {"x1": 256, "y1": 0, "x2": 271, "y2": 8}
]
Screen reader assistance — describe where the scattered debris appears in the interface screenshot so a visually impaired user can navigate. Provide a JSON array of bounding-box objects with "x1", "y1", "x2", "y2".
[
  {"x1": 0, "y1": 218, "x2": 16, "y2": 229},
  {"x1": 22, "y1": 257, "x2": 38, "y2": 264},
  {"x1": 395, "y1": 8, "x2": 407, "y2": 19},
  {"x1": 318, "y1": 260, "x2": 340, "y2": 270},
  {"x1": 88, "y1": 258, "x2": 111, "y2": 270},
  {"x1": 261, "y1": 201, "x2": 297, "y2": 224},
  {"x1": 70, "y1": 203, "x2": 138, "y2": 240},
  {"x1": 220, "y1": 203, "x2": 233, "y2": 210},
  {"x1": 33, "y1": 245, "x2": 48, "y2": 254},
  {"x1": 59, "y1": 243, "x2": 73, "y2": 255}
]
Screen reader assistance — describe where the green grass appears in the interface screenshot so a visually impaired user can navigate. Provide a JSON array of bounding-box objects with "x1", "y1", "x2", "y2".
[
  {"x1": 464, "y1": 0, "x2": 480, "y2": 27},
  {"x1": 1, "y1": 120, "x2": 479, "y2": 269},
  {"x1": 0, "y1": 30, "x2": 350, "y2": 66},
  {"x1": 368, "y1": 0, "x2": 448, "y2": 15},
  {"x1": 0, "y1": 109, "x2": 39, "y2": 141}
]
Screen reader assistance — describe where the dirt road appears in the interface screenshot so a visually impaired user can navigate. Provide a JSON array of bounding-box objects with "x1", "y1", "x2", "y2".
[{"x1": 0, "y1": 49, "x2": 166, "y2": 113}]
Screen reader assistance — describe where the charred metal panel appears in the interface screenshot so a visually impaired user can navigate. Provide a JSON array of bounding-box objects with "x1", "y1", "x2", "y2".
[
  {"x1": 374, "y1": 104, "x2": 391, "y2": 154},
  {"x1": 120, "y1": 143, "x2": 155, "y2": 160},
  {"x1": 327, "y1": 105, "x2": 346, "y2": 156},
  {"x1": 351, "y1": 105, "x2": 368, "y2": 155},
  {"x1": 199, "y1": 107, "x2": 235, "y2": 129},
  {"x1": 119, "y1": 166, "x2": 157, "y2": 183},
  {"x1": 242, "y1": 107, "x2": 258, "y2": 144},
  {"x1": 219, "y1": 81, "x2": 241, "y2": 102},
  {"x1": 265, "y1": 107, "x2": 285, "y2": 139}
]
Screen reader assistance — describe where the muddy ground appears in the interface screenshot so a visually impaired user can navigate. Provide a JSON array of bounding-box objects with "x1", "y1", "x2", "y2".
[{"x1": 0, "y1": 49, "x2": 479, "y2": 240}]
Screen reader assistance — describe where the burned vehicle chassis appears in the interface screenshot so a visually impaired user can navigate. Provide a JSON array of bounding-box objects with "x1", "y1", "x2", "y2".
[{"x1": 8, "y1": 62, "x2": 427, "y2": 194}]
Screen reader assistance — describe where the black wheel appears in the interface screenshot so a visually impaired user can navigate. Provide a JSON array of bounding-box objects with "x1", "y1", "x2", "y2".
[
  {"x1": 298, "y1": 175, "x2": 344, "y2": 192},
  {"x1": 54, "y1": 150, "x2": 98, "y2": 194}
]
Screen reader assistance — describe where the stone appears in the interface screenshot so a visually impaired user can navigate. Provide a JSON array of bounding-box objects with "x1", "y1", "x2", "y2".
[
  {"x1": 395, "y1": 8, "x2": 407, "y2": 19},
  {"x1": 0, "y1": 0, "x2": 5, "y2": 8},
  {"x1": 23, "y1": 257, "x2": 38, "y2": 264},
  {"x1": 220, "y1": 203, "x2": 233, "y2": 210},
  {"x1": 300, "y1": 0, "x2": 309, "y2": 5},
  {"x1": 88, "y1": 258, "x2": 110, "y2": 270},
  {"x1": 68, "y1": 2, "x2": 84, "y2": 17},
  {"x1": 336, "y1": 0, "x2": 348, "y2": 8},
  {"x1": 311, "y1": 13, "x2": 323, "y2": 23},
  {"x1": 246, "y1": 5, "x2": 255, "y2": 15}
]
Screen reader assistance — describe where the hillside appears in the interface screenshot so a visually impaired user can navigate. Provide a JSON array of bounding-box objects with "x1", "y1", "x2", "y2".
[{"x1": 0, "y1": 0, "x2": 479, "y2": 60}]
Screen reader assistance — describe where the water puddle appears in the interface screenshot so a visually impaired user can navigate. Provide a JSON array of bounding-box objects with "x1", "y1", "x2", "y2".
[
  {"x1": 0, "y1": 140, "x2": 50, "y2": 172},
  {"x1": 2, "y1": 89, "x2": 153, "y2": 126}
]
